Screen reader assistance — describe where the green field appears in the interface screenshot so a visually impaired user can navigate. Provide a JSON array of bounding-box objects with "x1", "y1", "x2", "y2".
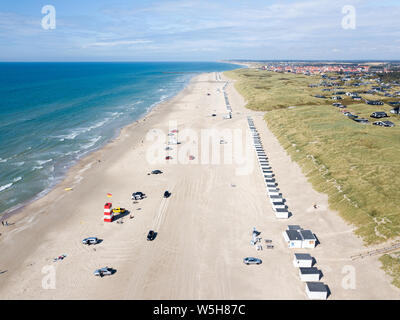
[{"x1": 225, "y1": 68, "x2": 400, "y2": 286}]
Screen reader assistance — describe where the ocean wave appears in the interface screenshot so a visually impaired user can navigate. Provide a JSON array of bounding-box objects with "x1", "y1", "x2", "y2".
[
  {"x1": 82, "y1": 136, "x2": 102, "y2": 150},
  {"x1": 36, "y1": 159, "x2": 53, "y2": 165},
  {"x1": 13, "y1": 176, "x2": 22, "y2": 183},
  {"x1": 32, "y1": 166, "x2": 43, "y2": 171},
  {"x1": 0, "y1": 183, "x2": 13, "y2": 192},
  {"x1": 109, "y1": 112, "x2": 123, "y2": 118},
  {"x1": 0, "y1": 158, "x2": 7, "y2": 163},
  {"x1": 56, "y1": 118, "x2": 110, "y2": 141},
  {"x1": 65, "y1": 150, "x2": 80, "y2": 156},
  {"x1": 13, "y1": 161, "x2": 25, "y2": 166}
]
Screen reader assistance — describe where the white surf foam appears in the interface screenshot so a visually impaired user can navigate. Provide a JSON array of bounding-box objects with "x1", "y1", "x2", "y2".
[
  {"x1": 36, "y1": 159, "x2": 53, "y2": 165},
  {"x1": 0, "y1": 183, "x2": 13, "y2": 192}
]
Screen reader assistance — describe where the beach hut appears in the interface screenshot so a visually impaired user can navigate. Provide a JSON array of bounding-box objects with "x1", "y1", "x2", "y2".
[
  {"x1": 275, "y1": 208, "x2": 289, "y2": 219},
  {"x1": 293, "y1": 253, "x2": 313, "y2": 268},
  {"x1": 272, "y1": 202, "x2": 286, "y2": 211},
  {"x1": 300, "y1": 230, "x2": 317, "y2": 248},
  {"x1": 305, "y1": 282, "x2": 328, "y2": 300},
  {"x1": 104, "y1": 202, "x2": 113, "y2": 222},
  {"x1": 283, "y1": 230, "x2": 303, "y2": 248},
  {"x1": 268, "y1": 194, "x2": 282, "y2": 201},
  {"x1": 299, "y1": 267, "x2": 320, "y2": 282}
]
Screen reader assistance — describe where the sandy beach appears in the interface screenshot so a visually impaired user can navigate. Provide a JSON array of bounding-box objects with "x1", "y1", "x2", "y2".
[{"x1": 0, "y1": 72, "x2": 399, "y2": 299}]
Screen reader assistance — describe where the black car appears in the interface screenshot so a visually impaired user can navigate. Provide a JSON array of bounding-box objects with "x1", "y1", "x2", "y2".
[
  {"x1": 373, "y1": 121, "x2": 395, "y2": 127},
  {"x1": 370, "y1": 112, "x2": 388, "y2": 119},
  {"x1": 132, "y1": 191, "x2": 146, "y2": 200},
  {"x1": 164, "y1": 191, "x2": 171, "y2": 198},
  {"x1": 147, "y1": 230, "x2": 157, "y2": 241},
  {"x1": 347, "y1": 114, "x2": 358, "y2": 119},
  {"x1": 151, "y1": 170, "x2": 163, "y2": 175},
  {"x1": 353, "y1": 118, "x2": 369, "y2": 124}
]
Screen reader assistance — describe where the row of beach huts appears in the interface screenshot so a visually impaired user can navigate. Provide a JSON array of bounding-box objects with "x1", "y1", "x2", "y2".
[
  {"x1": 285, "y1": 225, "x2": 329, "y2": 300},
  {"x1": 247, "y1": 116, "x2": 289, "y2": 219},
  {"x1": 247, "y1": 116, "x2": 329, "y2": 299},
  {"x1": 223, "y1": 82, "x2": 232, "y2": 119}
]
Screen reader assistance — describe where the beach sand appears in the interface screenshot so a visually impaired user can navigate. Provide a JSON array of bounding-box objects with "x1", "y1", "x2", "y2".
[{"x1": 0, "y1": 72, "x2": 399, "y2": 299}]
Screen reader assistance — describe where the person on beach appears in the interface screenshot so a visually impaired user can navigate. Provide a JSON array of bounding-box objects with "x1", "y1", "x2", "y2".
[
  {"x1": 1, "y1": 221, "x2": 3, "y2": 226},
  {"x1": 313, "y1": 203, "x2": 318, "y2": 209}
]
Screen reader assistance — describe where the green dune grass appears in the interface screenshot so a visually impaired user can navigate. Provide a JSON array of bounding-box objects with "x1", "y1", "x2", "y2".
[{"x1": 225, "y1": 68, "x2": 400, "y2": 287}]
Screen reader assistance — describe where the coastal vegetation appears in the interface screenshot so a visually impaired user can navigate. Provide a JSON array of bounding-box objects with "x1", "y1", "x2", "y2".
[
  {"x1": 225, "y1": 68, "x2": 400, "y2": 285},
  {"x1": 225, "y1": 69, "x2": 322, "y2": 111},
  {"x1": 380, "y1": 254, "x2": 400, "y2": 288}
]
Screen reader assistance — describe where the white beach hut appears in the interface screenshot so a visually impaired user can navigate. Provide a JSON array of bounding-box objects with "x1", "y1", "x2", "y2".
[
  {"x1": 275, "y1": 208, "x2": 289, "y2": 219},
  {"x1": 299, "y1": 267, "x2": 321, "y2": 282},
  {"x1": 305, "y1": 282, "x2": 328, "y2": 300},
  {"x1": 293, "y1": 253, "x2": 313, "y2": 268},
  {"x1": 282, "y1": 230, "x2": 303, "y2": 248},
  {"x1": 300, "y1": 230, "x2": 317, "y2": 248}
]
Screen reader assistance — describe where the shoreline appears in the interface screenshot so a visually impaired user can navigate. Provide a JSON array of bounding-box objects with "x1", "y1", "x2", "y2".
[{"x1": 0, "y1": 74, "x2": 199, "y2": 223}]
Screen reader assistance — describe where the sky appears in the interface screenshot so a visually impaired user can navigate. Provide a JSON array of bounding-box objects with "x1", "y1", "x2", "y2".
[{"x1": 0, "y1": 0, "x2": 399, "y2": 61}]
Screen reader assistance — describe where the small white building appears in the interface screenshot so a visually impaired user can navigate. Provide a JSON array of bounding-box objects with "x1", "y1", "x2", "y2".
[
  {"x1": 293, "y1": 253, "x2": 313, "y2": 268},
  {"x1": 299, "y1": 267, "x2": 320, "y2": 282},
  {"x1": 300, "y1": 230, "x2": 317, "y2": 248},
  {"x1": 305, "y1": 282, "x2": 328, "y2": 300},
  {"x1": 282, "y1": 230, "x2": 303, "y2": 248},
  {"x1": 283, "y1": 226, "x2": 317, "y2": 248},
  {"x1": 275, "y1": 208, "x2": 289, "y2": 219}
]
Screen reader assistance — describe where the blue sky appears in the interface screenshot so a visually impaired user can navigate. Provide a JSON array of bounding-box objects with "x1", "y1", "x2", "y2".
[{"x1": 0, "y1": 0, "x2": 399, "y2": 61}]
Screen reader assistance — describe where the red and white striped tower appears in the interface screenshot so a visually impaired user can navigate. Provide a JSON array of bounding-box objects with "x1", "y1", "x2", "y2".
[{"x1": 104, "y1": 203, "x2": 113, "y2": 222}]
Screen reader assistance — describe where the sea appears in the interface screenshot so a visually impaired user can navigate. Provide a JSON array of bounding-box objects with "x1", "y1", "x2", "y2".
[{"x1": 0, "y1": 62, "x2": 240, "y2": 216}]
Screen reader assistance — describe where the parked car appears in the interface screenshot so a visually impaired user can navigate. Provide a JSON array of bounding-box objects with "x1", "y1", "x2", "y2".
[
  {"x1": 82, "y1": 237, "x2": 99, "y2": 245},
  {"x1": 164, "y1": 191, "x2": 171, "y2": 198},
  {"x1": 112, "y1": 207, "x2": 126, "y2": 213},
  {"x1": 373, "y1": 121, "x2": 395, "y2": 127},
  {"x1": 94, "y1": 267, "x2": 115, "y2": 277},
  {"x1": 151, "y1": 170, "x2": 163, "y2": 175},
  {"x1": 147, "y1": 230, "x2": 157, "y2": 241},
  {"x1": 370, "y1": 111, "x2": 389, "y2": 119},
  {"x1": 132, "y1": 192, "x2": 146, "y2": 200},
  {"x1": 243, "y1": 257, "x2": 262, "y2": 265},
  {"x1": 353, "y1": 118, "x2": 369, "y2": 124},
  {"x1": 347, "y1": 114, "x2": 358, "y2": 119},
  {"x1": 366, "y1": 100, "x2": 384, "y2": 106}
]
